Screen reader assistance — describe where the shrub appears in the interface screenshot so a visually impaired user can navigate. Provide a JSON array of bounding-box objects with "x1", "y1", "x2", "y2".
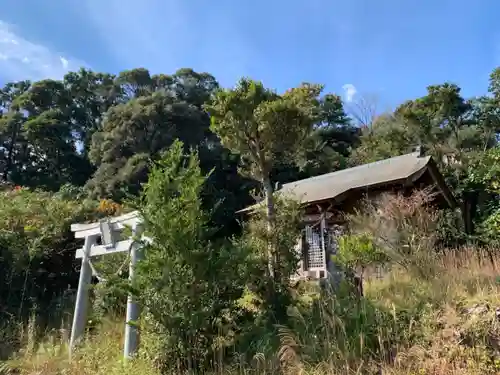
[
  {"x1": 334, "y1": 233, "x2": 389, "y2": 279},
  {"x1": 348, "y1": 189, "x2": 441, "y2": 279},
  {"x1": 135, "y1": 140, "x2": 249, "y2": 372},
  {"x1": 0, "y1": 187, "x2": 103, "y2": 358}
]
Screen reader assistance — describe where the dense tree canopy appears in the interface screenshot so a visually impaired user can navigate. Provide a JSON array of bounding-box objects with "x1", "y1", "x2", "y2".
[{"x1": 0, "y1": 65, "x2": 498, "y2": 234}]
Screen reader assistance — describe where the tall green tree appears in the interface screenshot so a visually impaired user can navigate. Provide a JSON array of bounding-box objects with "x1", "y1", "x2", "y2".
[
  {"x1": 272, "y1": 93, "x2": 358, "y2": 183},
  {"x1": 63, "y1": 68, "x2": 119, "y2": 157},
  {"x1": 136, "y1": 140, "x2": 248, "y2": 370},
  {"x1": 0, "y1": 81, "x2": 31, "y2": 183},
  {"x1": 468, "y1": 67, "x2": 500, "y2": 153},
  {"x1": 286, "y1": 94, "x2": 360, "y2": 182},
  {"x1": 12, "y1": 79, "x2": 91, "y2": 189},
  {"x1": 350, "y1": 113, "x2": 414, "y2": 165},
  {"x1": 351, "y1": 82, "x2": 488, "y2": 171},
  {"x1": 395, "y1": 83, "x2": 478, "y2": 164},
  {"x1": 206, "y1": 78, "x2": 322, "y2": 278},
  {"x1": 86, "y1": 68, "x2": 219, "y2": 199}
]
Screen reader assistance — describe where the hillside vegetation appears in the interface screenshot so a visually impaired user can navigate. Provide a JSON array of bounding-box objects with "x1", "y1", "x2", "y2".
[{"x1": 1, "y1": 67, "x2": 500, "y2": 374}]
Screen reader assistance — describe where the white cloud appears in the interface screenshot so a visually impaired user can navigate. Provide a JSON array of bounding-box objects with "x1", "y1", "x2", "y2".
[
  {"x1": 0, "y1": 20, "x2": 87, "y2": 81},
  {"x1": 342, "y1": 83, "x2": 357, "y2": 102},
  {"x1": 60, "y1": 56, "x2": 69, "y2": 69}
]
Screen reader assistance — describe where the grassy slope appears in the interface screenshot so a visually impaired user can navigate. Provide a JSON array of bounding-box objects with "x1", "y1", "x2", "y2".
[
  {"x1": 365, "y1": 250, "x2": 500, "y2": 374},
  {"x1": 3, "y1": 250, "x2": 500, "y2": 375}
]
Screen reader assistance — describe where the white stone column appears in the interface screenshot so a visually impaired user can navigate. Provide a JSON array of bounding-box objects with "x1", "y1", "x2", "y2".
[
  {"x1": 69, "y1": 235, "x2": 97, "y2": 355},
  {"x1": 124, "y1": 225, "x2": 143, "y2": 359}
]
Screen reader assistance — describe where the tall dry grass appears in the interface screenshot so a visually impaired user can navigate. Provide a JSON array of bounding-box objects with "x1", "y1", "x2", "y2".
[
  {"x1": 1, "y1": 318, "x2": 158, "y2": 375},
  {"x1": 2, "y1": 250, "x2": 500, "y2": 375}
]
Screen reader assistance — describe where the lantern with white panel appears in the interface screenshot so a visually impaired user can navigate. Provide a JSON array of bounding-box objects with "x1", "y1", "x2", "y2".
[{"x1": 70, "y1": 210, "x2": 147, "y2": 359}]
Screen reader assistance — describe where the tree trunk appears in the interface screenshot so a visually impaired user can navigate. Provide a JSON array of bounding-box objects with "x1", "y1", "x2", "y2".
[
  {"x1": 263, "y1": 176, "x2": 276, "y2": 279},
  {"x1": 4, "y1": 125, "x2": 19, "y2": 181}
]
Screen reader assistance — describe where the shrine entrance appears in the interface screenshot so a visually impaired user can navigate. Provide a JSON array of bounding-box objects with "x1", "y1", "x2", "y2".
[{"x1": 69, "y1": 211, "x2": 149, "y2": 359}]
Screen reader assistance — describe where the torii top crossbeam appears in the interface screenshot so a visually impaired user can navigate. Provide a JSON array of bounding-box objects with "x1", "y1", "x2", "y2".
[
  {"x1": 71, "y1": 210, "x2": 142, "y2": 259},
  {"x1": 71, "y1": 210, "x2": 141, "y2": 238}
]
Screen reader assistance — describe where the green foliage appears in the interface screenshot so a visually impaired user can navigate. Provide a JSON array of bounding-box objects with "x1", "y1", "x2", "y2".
[
  {"x1": 0, "y1": 187, "x2": 101, "y2": 359},
  {"x1": 206, "y1": 78, "x2": 323, "y2": 181},
  {"x1": 350, "y1": 113, "x2": 413, "y2": 165},
  {"x1": 479, "y1": 208, "x2": 500, "y2": 244},
  {"x1": 352, "y1": 83, "x2": 498, "y2": 191},
  {"x1": 0, "y1": 187, "x2": 97, "y2": 258},
  {"x1": 467, "y1": 146, "x2": 500, "y2": 194},
  {"x1": 334, "y1": 234, "x2": 389, "y2": 274},
  {"x1": 135, "y1": 140, "x2": 248, "y2": 371},
  {"x1": 435, "y1": 207, "x2": 468, "y2": 247},
  {"x1": 87, "y1": 90, "x2": 208, "y2": 199},
  {"x1": 236, "y1": 196, "x2": 303, "y2": 320},
  {"x1": 55, "y1": 183, "x2": 88, "y2": 201},
  {"x1": 282, "y1": 284, "x2": 408, "y2": 369},
  {"x1": 281, "y1": 93, "x2": 359, "y2": 178},
  {"x1": 464, "y1": 147, "x2": 500, "y2": 243}
]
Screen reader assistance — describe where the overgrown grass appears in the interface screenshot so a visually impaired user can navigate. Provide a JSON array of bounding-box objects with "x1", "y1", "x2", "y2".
[
  {"x1": 3, "y1": 249, "x2": 500, "y2": 375},
  {"x1": 370, "y1": 251, "x2": 500, "y2": 374},
  {"x1": 1, "y1": 318, "x2": 158, "y2": 375}
]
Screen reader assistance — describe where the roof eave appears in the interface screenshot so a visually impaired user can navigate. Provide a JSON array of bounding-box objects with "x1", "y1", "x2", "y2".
[
  {"x1": 425, "y1": 159, "x2": 457, "y2": 208},
  {"x1": 236, "y1": 175, "x2": 423, "y2": 215}
]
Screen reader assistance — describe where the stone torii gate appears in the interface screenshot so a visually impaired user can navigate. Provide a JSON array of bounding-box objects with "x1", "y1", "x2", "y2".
[{"x1": 69, "y1": 210, "x2": 147, "y2": 359}]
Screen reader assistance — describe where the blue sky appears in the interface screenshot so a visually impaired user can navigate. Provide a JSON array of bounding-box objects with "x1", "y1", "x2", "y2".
[{"x1": 0, "y1": 0, "x2": 499, "y2": 110}]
